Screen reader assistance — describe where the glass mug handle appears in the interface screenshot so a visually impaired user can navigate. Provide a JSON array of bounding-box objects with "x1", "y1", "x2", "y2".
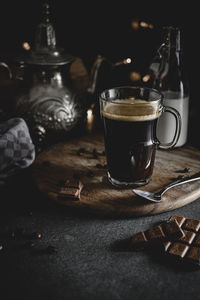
[{"x1": 157, "y1": 106, "x2": 182, "y2": 149}]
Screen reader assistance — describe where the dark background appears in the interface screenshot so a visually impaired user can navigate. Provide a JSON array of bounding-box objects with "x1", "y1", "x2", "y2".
[
  {"x1": 0, "y1": 1, "x2": 198, "y2": 96},
  {"x1": 0, "y1": 1, "x2": 199, "y2": 145},
  {"x1": 1, "y1": 4, "x2": 200, "y2": 300},
  {"x1": 0, "y1": 1, "x2": 197, "y2": 72}
]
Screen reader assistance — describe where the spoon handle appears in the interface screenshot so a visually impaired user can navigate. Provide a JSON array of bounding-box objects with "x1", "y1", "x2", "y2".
[{"x1": 156, "y1": 171, "x2": 200, "y2": 197}]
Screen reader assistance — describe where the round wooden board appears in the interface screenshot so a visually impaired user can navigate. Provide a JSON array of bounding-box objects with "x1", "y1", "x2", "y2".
[{"x1": 32, "y1": 134, "x2": 200, "y2": 217}]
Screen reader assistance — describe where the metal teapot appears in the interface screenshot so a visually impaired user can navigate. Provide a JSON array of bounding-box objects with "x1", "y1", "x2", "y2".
[{"x1": 0, "y1": 4, "x2": 132, "y2": 147}]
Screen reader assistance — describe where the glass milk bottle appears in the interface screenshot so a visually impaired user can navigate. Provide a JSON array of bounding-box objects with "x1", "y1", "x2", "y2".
[{"x1": 148, "y1": 26, "x2": 189, "y2": 147}]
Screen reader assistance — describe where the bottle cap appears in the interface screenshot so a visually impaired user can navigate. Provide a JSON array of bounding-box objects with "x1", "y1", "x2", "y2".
[{"x1": 163, "y1": 26, "x2": 181, "y2": 51}]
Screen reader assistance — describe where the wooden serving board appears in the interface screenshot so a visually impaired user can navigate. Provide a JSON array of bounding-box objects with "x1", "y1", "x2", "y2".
[{"x1": 32, "y1": 134, "x2": 200, "y2": 217}]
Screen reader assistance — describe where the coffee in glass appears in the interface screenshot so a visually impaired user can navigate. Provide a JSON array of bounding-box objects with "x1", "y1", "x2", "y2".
[{"x1": 99, "y1": 86, "x2": 181, "y2": 188}]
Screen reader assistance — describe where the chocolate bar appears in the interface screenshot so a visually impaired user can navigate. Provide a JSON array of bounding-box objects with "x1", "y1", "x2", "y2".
[
  {"x1": 58, "y1": 179, "x2": 83, "y2": 201},
  {"x1": 163, "y1": 216, "x2": 200, "y2": 267},
  {"x1": 131, "y1": 218, "x2": 185, "y2": 250}
]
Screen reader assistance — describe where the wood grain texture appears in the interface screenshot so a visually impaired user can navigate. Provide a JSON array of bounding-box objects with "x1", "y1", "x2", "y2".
[{"x1": 32, "y1": 134, "x2": 200, "y2": 217}]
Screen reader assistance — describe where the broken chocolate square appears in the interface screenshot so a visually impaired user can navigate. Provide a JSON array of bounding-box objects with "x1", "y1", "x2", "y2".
[
  {"x1": 131, "y1": 218, "x2": 185, "y2": 250},
  {"x1": 163, "y1": 215, "x2": 200, "y2": 267},
  {"x1": 58, "y1": 179, "x2": 83, "y2": 201}
]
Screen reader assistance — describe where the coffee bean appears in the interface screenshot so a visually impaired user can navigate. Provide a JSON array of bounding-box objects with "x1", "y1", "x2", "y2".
[
  {"x1": 32, "y1": 232, "x2": 42, "y2": 239},
  {"x1": 175, "y1": 167, "x2": 190, "y2": 173},
  {"x1": 182, "y1": 167, "x2": 190, "y2": 173},
  {"x1": 86, "y1": 170, "x2": 94, "y2": 178},
  {"x1": 46, "y1": 245, "x2": 57, "y2": 253},
  {"x1": 96, "y1": 163, "x2": 107, "y2": 169},
  {"x1": 92, "y1": 148, "x2": 98, "y2": 159},
  {"x1": 96, "y1": 163, "x2": 103, "y2": 169},
  {"x1": 76, "y1": 147, "x2": 85, "y2": 156},
  {"x1": 170, "y1": 175, "x2": 184, "y2": 181}
]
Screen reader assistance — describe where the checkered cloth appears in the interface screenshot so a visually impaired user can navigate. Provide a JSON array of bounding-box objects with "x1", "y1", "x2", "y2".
[{"x1": 0, "y1": 118, "x2": 35, "y2": 185}]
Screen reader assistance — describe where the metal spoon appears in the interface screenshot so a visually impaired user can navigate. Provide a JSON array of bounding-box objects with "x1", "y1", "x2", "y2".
[{"x1": 132, "y1": 171, "x2": 200, "y2": 202}]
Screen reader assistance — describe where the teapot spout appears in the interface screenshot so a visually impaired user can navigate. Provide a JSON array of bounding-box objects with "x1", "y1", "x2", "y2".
[
  {"x1": 87, "y1": 55, "x2": 132, "y2": 95},
  {"x1": 87, "y1": 55, "x2": 112, "y2": 95}
]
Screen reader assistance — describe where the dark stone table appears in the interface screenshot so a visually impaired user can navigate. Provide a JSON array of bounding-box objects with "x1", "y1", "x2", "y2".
[{"x1": 1, "y1": 168, "x2": 200, "y2": 300}]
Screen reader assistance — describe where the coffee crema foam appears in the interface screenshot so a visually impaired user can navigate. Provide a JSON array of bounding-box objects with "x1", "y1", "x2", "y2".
[{"x1": 101, "y1": 99, "x2": 162, "y2": 122}]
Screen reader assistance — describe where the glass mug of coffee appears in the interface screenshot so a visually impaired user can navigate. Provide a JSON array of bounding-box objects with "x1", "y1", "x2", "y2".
[{"x1": 99, "y1": 86, "x2": 181, "y2": 188}]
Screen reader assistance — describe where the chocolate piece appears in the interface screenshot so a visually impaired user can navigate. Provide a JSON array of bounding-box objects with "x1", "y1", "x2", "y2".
[
  {"x1": 131, "y1": 219, "x2": 185, "y2": 250},
  {"x1": 168, "y1": 242, "x2": 189, "y2": 258},
  {"x1": 58, "y1": 179, "x2": 83, "y2": 201},
  {"x1": 169, "y1": 215, "x2": 185, "y2": 226},
  {"x1": 183, "y1": 219, "x2": 200, "y2": 232},
  {"x1": 186, "y1": 247, "x2": 200, "y2": 265},
  {"x1": 178, "y1": 230, "x2": 196, "y2": 244},
  {"x1": 164, "y1": 215, "x2": 200, "y2": 267},
  {"x1": 131, "y1": 232, "x2": 148, "y2": 250}
]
